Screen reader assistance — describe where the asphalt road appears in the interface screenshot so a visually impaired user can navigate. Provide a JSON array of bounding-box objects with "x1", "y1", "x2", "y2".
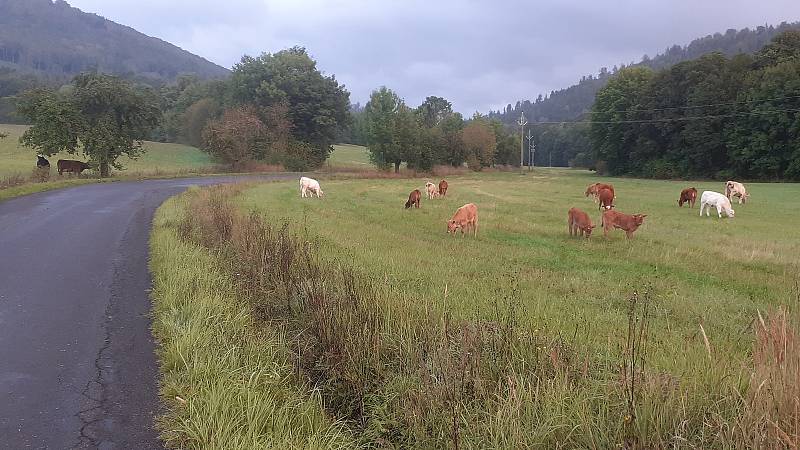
[{"x1": 0, "y1": 175, "x2": 292, "y2": 449}]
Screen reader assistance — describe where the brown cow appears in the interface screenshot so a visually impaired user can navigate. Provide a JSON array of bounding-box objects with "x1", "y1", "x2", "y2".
[
  {"x1": 601, "y1": 210, "x2": 647, "y2": 239},
  {"x1": 405, "y1": 189, "x2": 421, "y2": 209},
  {"x1": 568, "y1": 207, "x2": 595, "y2": 238},
  {"x1": 585, "y1": 183, "x2": 615, "y2": 203},
  {"x1": 678, "y1": 187, "x2": 698, "y2": 208},
  {"x1": 447, "y1": 203, "x2": 478, "y2": 236},
  {"x1": 439, "y1": 179, "x2": 449, "y2": 197},
  {"x1": 597, "y1": 188, "x2": 615, "y2": 210},
  {"x1": 57, "y1": 159, "x2": 91, "y2": 175}
]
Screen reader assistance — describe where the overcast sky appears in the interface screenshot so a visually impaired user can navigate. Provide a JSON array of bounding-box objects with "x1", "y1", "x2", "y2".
[{"x1": 66, "y1": 0, "x2": 800, "y2": 114}]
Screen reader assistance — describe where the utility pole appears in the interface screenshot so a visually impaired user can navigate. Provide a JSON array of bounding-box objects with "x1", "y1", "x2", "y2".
[
  {"x1": 526, "y1": 130, "x2": 534, "y2": 172},
  {"x1": 517, "y1": 112, "x2": 527, "y2": 174},
  {"x1": 549, "y1": 150, "x2": 552, "y2": 167}
]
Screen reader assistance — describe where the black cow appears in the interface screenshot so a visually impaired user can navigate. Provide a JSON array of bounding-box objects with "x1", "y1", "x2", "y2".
[{"x1": 37, "y1": 155, "x2": 50, "y2": 168}]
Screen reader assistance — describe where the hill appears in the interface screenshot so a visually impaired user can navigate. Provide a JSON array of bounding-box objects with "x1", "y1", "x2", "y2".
[
  {"x1": 0, "y1": 0, "x2": 229, "y2": 83},
  {"x1": 489, "y1": 22, "x2": 800, "y2": 124}
]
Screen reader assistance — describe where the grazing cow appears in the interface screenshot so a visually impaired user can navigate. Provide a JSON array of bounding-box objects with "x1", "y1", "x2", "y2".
[
  {"x1": 700, "y1": 191, "x2": 735, "y2": 218},
  {"x1": 597, "y1": 187, "x2": 615, "y2": 210},
  {"x1": 57, "y1": 159, "x2": 91, "y2": 175},
  {"x1": 725, "y1": 180, "x2": 749, "y2": 204},
  {"x1": 299, "y1": 176, "x2": 324, "y2": 198},
  {"x1": 447, "y1": 203, "x2": 478, "y2": 236},
  {"x1": 678, "y1": 187, "x2": 698, "y2": 208},
  {"x1": 425, "y1": 182, "x2": 440, "y2": 200},
  {"x1": 568, "y1": 207, "x2": 595, "y2": 238},
  {"x1": 405, "y1": 189, "x2": 421, "y2": 209},
  {"x1": 601, "y1": 210, "x2": 647, "y2": 239},
  {"x1": 439, "y1": 179, "x2": 449, "y2": 197},
  {"x1": 36, "y1": 155, "x2": 50, "y2": 168},
  {"x1": 585, "y1": 183, "x2": 615, "y2": 203}
]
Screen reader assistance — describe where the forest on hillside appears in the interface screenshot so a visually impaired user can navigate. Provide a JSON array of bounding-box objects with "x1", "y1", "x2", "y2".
[
  {"x1": 0, "y1": 0, "x2": 228, "y2": 84},
  {"x1": 591, "y1": 30, "x2": 800, "y2": 180},
  {"x1": 489, "y1": 22, "x2": 800, "y2": 125}
]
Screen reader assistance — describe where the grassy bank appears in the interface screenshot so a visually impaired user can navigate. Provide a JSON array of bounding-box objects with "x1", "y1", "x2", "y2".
[
  {"x1": 149, "y1": 189, "x2": 353, "y2": 449},
  {"x1": 161, "y1": 171, "x2": 799, "y2": 448},
  {"x1": 0, "y1": 124, "x2": 214, "y2": 178}
]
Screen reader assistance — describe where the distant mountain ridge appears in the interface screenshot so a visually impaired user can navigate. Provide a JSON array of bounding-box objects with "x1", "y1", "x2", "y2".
[
  {"x1": 0, "y1": 0, "x2": 230, "y2": 83},
  {"x1": 489, "y1": 21, "x2": 800, "y2": 125}
]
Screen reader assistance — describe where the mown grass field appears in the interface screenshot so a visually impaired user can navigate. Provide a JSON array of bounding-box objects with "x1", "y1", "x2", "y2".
[
  {"x1": 0, "y1": 124, "x2": 213, "y2": 178},
  {"x1": 151, "y1": 169, "x2": 800, "y2": 448}
]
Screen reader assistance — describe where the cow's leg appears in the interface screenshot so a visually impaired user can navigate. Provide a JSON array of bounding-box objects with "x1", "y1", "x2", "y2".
[{"x1": 716, "y1": 205, "x2": 722, "y2": 218}]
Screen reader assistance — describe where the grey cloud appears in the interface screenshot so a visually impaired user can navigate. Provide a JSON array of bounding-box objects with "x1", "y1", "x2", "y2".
[{"x1": 68, "y1": 0, "x2": 800, "y2": 113}]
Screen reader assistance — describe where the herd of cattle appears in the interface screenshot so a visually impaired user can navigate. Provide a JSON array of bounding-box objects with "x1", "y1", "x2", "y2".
[
  {"x1": 36, "y1": 155, "x2": 92, "y2": 175},
  {"x1": 299, "y1": 175, "x2": 751, "y2": 240}
]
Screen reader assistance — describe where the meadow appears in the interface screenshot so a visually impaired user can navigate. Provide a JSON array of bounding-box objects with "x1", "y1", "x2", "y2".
[
  {"x1": 0, "y1": 124, "x2": 215, "y2": 178},
  {"x1": 153, "y1": 169, "x2": 800, "y2": 448}
]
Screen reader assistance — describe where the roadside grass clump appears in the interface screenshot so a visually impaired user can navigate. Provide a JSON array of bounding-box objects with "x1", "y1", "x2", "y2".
[
  {"x1": 149, "y1": 189, "x2": 353, "y2": 449},
  {"x1": 736, "y1": 303, "x2": 800, "y2": 448}
]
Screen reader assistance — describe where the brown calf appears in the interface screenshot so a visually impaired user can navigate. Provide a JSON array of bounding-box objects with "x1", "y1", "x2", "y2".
[
  {"x1": 601, "y1": 210, "x2": 647, "y2": 239},
  {"x1": 585, "y1": 183, "x2": 615, "y2": 202},
  {"x1": 439, "y1": 179, "x2": 449, "y2": 197},
  {"x1": 57, "y1": 159, "x2": 91, "y2": 175},
  {"x1": 678, "y1": 187, "x2": 697, "y2": 208},
  {"x1": 597, "y1": 188, "x2": 615, "y2": 210},
  {"x1": 405, "y1": 189, "x2": 421, "y2": 209},
  {"x1": 568, "y1": 207, "x2": 595, "y2": 238},
  {"x1": 447, "y1": 203, "x2": 478, "y2": 236}
]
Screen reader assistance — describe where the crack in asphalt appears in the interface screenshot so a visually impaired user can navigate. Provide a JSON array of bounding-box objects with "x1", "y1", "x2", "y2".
[{"x1": 74, "y1": 236, "x2": 128, "y2": 448}]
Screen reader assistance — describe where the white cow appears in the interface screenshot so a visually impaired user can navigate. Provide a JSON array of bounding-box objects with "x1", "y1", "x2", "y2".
[
  {"x1": 299, "y1": 176, "x2": 323, "y2": 198},
  {"x1": 425, "y1": 182, "x2": 439, "y2": 200},
  {"x1": 725, "y1": 180, "x2": 749, "y2": 204},
  {"x1": 700, "y1": 191, "x2": 735, "y2": 218}
]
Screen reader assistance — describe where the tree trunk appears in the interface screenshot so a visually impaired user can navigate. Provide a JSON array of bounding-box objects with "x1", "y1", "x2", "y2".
[
  {"x1": 100, "y1": 161, "x2": 110, "y2": 178},
  {"x1": 394, "y1": 161, "x2": 400, "y2": 173}
]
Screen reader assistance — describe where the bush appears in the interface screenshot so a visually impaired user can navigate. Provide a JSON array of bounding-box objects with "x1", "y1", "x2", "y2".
[{"x1": 641, "y1": 159, "x2": 681, "y2": 179}]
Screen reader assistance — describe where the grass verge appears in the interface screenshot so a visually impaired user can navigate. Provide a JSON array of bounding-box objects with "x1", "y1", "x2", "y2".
[{"x1": 149, "y1": 189, "x2": 353, "y2": 449}]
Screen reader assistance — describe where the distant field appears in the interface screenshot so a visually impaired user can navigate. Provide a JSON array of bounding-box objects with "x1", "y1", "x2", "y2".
[
  {"x1": 0, "y1": 124, "x2": 213, "y2": 178},
  {"x1": 327, "y1": 143, "x2": 372, "y2": 169}
]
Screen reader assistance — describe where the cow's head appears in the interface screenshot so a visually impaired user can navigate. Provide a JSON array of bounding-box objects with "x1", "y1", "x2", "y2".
[
  {"x1": 633, "y1": 214, "x2": 647, "y2": 227},
  {"x1": 585, "y1": 184, "x2": 597, "y2": 197},
  {"x1": 447, "y1": 220, "x2": 460, "y2": 234},
  {"x1": 725, "y1": 207, "x2": 735, "y2": 218},
  {"x1": 584, "y1": 224, "x2": 596, "y2": 237}
]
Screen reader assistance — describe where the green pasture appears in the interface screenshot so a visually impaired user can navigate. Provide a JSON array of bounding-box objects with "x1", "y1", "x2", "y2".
[
  {"x1": 327, "y1": 144, "x2": 372, "y2": 169},
  {"x1": 0, "y1": 124, "x2": 213, "y2": 178},
  {"x1": 238, "y1": 170, "x2": 800, "y2": 371}
]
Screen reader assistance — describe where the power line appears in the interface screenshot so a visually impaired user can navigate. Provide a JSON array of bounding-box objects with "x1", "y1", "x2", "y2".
[
  {"x1": 586, "y1": 93, "x2": 800, "y2": 115},
  {"x1": 530, "y1": 106, "x2": 800, "y2": 126}
]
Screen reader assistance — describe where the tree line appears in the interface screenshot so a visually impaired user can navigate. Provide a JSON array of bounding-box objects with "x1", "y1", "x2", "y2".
[
  {"x1": 16, "y1": 47, "x2": 351, "y2": 174},
  {"x1": 350, "y1": 88, "x2": 521, "y2": 172},
  {"x1": 590, "y1": 30, "x2": 800, "y2": 180},
  {"x1": 487, "y1": 22, "x2": 799, "y2": 170}
]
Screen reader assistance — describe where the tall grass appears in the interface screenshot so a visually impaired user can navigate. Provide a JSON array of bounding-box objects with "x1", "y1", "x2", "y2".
[
  {"x1": 163, "y1": 183, "x2": 800, "y2": 448},
  {"x1": 149, "y1": 189, "x2": 353, "y2": 449}
]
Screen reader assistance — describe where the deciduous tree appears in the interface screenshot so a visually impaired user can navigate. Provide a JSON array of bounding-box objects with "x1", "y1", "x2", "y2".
[{"x1": 17, "y1": 73, "x2": 160, "y2": 177}]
